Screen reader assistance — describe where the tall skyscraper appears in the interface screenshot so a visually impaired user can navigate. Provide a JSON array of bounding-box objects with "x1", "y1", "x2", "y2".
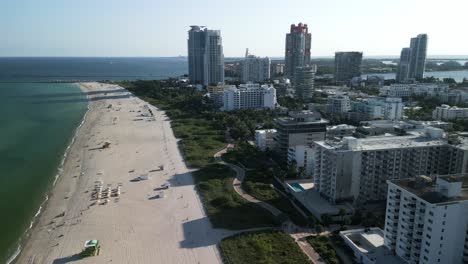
[
  {"x1": 242, "y1": 49, "x2": 271, "y2": 83},
  {"x1": 284, "y1": 23, "x2": 311, "y2": 79},
  {"x1": 188, "y1": 26, "x2": 206, "y2": 84},
  {"x1": 293, "y1": 65, "x2": 316, "y2": 100},
  {"x1": 409, "y1": 34, "x2": 428, "y2": 80},
  {"x1": 334, "y1": 52, "x2": 363, "y2": 85},
  {"x1": 396, "y1": 34, "x2": 428, "y2": 82},
  {"x1": 187, "y1": 26, "x2": 225, "y2": 85},
  {"x1": 395, "y1": 48, "x2": 411, "y2": 82}
]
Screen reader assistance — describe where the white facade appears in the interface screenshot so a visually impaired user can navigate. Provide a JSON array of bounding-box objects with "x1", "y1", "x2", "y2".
[
  {"x1": 242, "y1": 50, "x2": 271, "y2": 83},
  {"x1": 351, "y1": 97, "x2": 404, "y2": 121},
  {"x1": 255, "y1": 129, "x2": 277, "y2": 151},
  {"x1": 433, "y1": 105, "x2": 468, "y2": 121},
  {"x1": 287, "y1": 145, "x2": 315, "y2": 177},
  {"x1": 385, "y1": 175, "x2": 468, "y2": 264},
  {"x1": 313, "y1": 132, "x2": 468, "y2": 204},
  {"x1": 383, "y1": 97, "x2": 404, "y2": 120},
  {"x1": 327, "y1": 94, "x2": 351, "y2": 113},
  {"x1": 222, "y1": 83, "x2": 277, "y2": 111},
  {"x1": 380, "y1": 83, "x2": 449, "y2": 98},
  {"x1": 340, "y1": 228, "x2": 405, "y2": 264}
]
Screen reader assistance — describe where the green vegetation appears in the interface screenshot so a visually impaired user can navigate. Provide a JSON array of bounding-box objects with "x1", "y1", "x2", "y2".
[
  {"x1": 193, "y1": 163, "x2": 277, "y2": 229},
  {"x1": 307, "y1": 236, "x2": 342, "y2": 264},
  {"x1": 278, "y1": 97, "x2": 305, "y2": 110},
  {"x1": 118, "y1": 80, "x2": 226, "y2": 167},
  {"x1": 358, "y1": 86, "x2": 380, "y2": 96},
  {"x1": 224, "y1": 143, "x2": 311, "y2": 226},
  {"x1": 220, "y1": 231, "x2": 311, "y2": 264},
  {"x1": 426, "y1": 60, "x2": 468, "y2": 72},
  {"x1": 214, "y1": 109, "x2": 277, "y2": 140},
  {"x1": 453, "y1": 119, "x2": 468, "y2": 132}
]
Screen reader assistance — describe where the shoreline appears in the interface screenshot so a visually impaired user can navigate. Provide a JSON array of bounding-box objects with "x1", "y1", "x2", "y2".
[
  {"x1": 14, "y1": 82, "x2": 223, "y2": 264},
  {"x1": 6, "y1": 83, "x2": 89, "y2": 264}
]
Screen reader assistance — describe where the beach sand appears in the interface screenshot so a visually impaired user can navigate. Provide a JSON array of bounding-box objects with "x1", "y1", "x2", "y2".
[{"x1": 15, "y1": 82, "x2": 228, "y2": 264}]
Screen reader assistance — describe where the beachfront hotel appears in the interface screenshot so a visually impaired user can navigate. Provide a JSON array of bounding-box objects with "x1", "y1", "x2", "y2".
[
  {"x1": 384, "y1": 175, "x2": 468, "y2": 264},
  {"x1": 313, "y1": 128, "x2": 468, "y2": 205}
]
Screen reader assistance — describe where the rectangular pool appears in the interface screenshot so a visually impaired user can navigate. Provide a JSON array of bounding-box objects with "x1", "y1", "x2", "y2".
[{"x1": 289, "y1": 183, "x2": 306, "y2": 192}]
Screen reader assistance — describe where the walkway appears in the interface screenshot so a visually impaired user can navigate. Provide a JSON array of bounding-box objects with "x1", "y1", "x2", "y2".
[{"x1": 214, "y1": 145, "x2": 325, "y2": 264}]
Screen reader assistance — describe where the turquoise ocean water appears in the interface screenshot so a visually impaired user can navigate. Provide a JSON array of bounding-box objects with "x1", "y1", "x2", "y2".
[{"x1": 0, "y1": 83, "x2": 87, "y2": 263}]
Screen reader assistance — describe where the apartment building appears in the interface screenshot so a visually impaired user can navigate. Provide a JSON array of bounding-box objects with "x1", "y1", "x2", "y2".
[
  {"x1": 433, "y1": 105, "x2": 468, "y2": 121},
  {"x1": 274, "y1": 111, "x2": 328, "y2": 161},
  {"x1": 255, "y1": 129, "x2": 277, "y2": 151},
  {"x1": 384, "y1": 175, "x2": 468, "y2": 264},
  {"x1": 222, "y1": 83, "x2": 276, "y2": 111},
  {"x1": 380, "y1": 83, "x2": 449, "y2": 98},
  {"x1": 207, "y1": 84, "x2": 230, "y2": 107},
  {"x1": 327, "y1": 94, "x2": 351, "y2": 114},
  {"x1": 313, "y1": 129, "x2": 468, "y2": 204},
  {"x1": 242, "y1": 49, "x2": 271, "y2": 83},
  {"x1": 350, "y1": 97, "x2": 404, "y2": 121}
]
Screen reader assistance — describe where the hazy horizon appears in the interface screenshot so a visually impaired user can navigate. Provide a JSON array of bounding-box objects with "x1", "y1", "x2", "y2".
[{"x1": 2, "y1": 0, "x2": 468, "y2": 57}]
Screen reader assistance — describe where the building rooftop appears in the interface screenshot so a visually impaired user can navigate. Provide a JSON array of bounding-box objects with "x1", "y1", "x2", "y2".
[
  {"x1": 315, "y1": 131, "x2": 449, "y2": 151},
  {"x1": 327, "y1": 124, "x2": 357, "y2": 130},
  {"x1": 389, "y1": 175, "x2": 468, "y2": 204},
  {"x1": 275, "y1": 111, "x2": 329, "y2": 125},
  {"x1": 255, "y1": 129, "x2": 277, "y2": 134},
  {"x1": 340, "y1": 228, "x2": 405, "y2": 264}
]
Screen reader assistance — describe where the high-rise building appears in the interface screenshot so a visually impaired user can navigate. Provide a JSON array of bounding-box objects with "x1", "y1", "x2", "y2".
[
  {"x1": 396, "y1": 48, "x2": 411, "y2": 82},
  {"x1": 188, "y1": 26, "x2": 206, "y2": 84},
  {"x1": 274, "y1": 111, "x2": 328, "y2": 161},
  {"x1": 293, "y1": 65, "x2": 316, "y2": 100},
  {"x1": 242, "y1": 49, "x2": 271, "y2": 83},
  {"x1": 204, "y1": 30, "x2": 225, "y2": 85},
  {"x1": 285, "y1": 23, "x2": 311, "y2": 79},
  {"x1": 334, "y1": 52, "x2": 363, "y2": 85},
  {"x1": 384, "y1": 175, "x2": 468, "y2": 264},
  {"x1": 396, "y1": 34, "x2": 428, "y2": 82},
  {"x1": 313, "y1": 130, "x2": 468, "y2": 204},
  {"x1": 187, "y1": 26, "x2": 225, "y2": 85}
]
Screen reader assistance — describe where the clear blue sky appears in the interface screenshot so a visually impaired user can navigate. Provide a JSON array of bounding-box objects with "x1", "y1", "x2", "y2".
[{"x1": 1, "y1": 0, "x2": 467, "y2": 57}]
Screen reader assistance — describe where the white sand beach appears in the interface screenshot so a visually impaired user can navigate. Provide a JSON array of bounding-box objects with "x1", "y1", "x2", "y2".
[{"x1": 15, "y1": 82, "x2": 227, "y2": 264}]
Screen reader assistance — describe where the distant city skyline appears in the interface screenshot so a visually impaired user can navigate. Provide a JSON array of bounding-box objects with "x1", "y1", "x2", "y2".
[{"x1": 1, "y1": 0, "x2": 468, "y2": 57}]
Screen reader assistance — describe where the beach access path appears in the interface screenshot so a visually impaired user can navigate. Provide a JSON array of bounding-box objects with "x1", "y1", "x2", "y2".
[
  {"x1": 15, "y1": 82, "x2": 232, "y2": 264},
  {"x1": 215, "y1": 147, "x2": 326, "y2": 264}
]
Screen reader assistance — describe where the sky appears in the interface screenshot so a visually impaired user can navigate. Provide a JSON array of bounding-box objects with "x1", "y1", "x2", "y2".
[{"x1": 1, "y1": 0, "x2": 467, "y2": 57}]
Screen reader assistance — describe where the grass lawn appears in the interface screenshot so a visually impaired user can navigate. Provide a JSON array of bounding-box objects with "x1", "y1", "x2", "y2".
[
  {"x1": 169, "y1": 115, "x2": 226, "y2": 168},
  {"x1": 193, "y1": 164, "x2": 278, "y2": 230},
  {"x1": 244, "y1": 170, "x2": 309, "y2": 227},
  {"x1": 307, "y1": 235, "x2": 342, "y2": 264},
  {"x1": 224, "y1": 144, "x2": 310, "y2": 226},
  {"x1": 220, "y1": 230, "x2": 311, "y2": 264}
]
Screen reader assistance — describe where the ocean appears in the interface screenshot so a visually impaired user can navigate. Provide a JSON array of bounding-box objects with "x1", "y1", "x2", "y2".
[
  {"x1": 0, "y1": 57, "x2": 467, "y2": 263},
  {"x1": 0, "y1": 57, "x2": 188, "y2": 83},
  {"x1": 0, "y1": 83, "x2": 87, "y2": 263}
]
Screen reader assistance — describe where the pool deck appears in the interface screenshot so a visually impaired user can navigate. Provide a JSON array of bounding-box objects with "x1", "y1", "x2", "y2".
[{"x1": 285, "y1": 180, "x2": 353, "y2": 218}]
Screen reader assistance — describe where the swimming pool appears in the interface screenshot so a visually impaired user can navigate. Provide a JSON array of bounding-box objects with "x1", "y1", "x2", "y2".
[{"x1": 289, "y1": 183, "x2": 306, "y2": 192}]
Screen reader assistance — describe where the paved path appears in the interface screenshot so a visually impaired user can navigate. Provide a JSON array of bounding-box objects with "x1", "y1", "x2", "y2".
[{"x1": 213, "y1": 146, "x2": 325, "y2": 264}]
